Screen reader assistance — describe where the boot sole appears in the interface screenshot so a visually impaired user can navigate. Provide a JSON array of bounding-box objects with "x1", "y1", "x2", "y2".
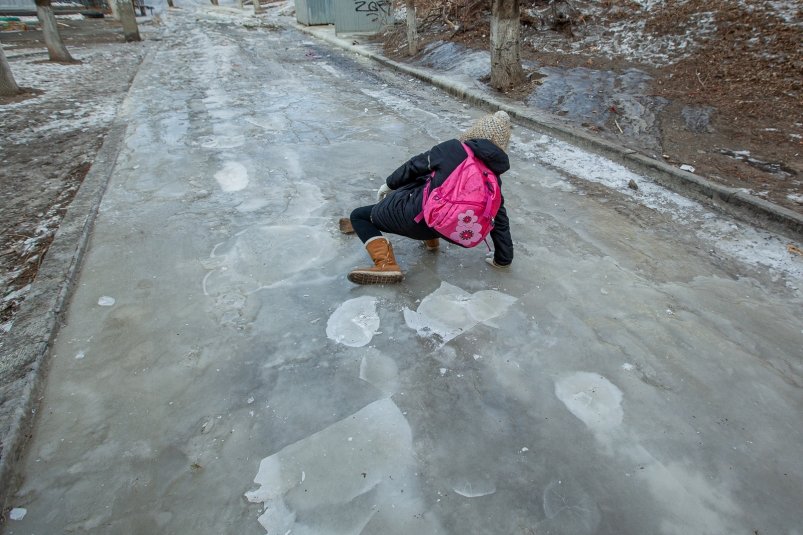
[{"x1": 348, "y1": 270, "x2": 404, "y2": 284}]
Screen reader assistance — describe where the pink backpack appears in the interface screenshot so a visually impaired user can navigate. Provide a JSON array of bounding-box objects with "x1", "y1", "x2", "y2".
[{"x1": 414, "y1": 143, "x2": 502, "y2": 248}]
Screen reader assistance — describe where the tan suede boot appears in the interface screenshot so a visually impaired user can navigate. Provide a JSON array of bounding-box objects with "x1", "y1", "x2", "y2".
[
  {"x1": 338, "y1": 217, "x2": 355, "y2": 234},
  {"x1": 422, "y1": 238, "x2": 440, "y2": 251},
  {"x1": 348, "y1": 237, "x2": 404, "y2": 284}
]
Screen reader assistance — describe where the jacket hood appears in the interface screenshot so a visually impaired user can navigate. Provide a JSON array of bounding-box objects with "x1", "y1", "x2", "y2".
[{"x1": 464, "y1": 139, "x2": 510, "y2": 176}]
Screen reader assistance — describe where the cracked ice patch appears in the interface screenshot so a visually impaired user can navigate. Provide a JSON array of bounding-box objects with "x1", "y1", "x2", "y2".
[
  {"x1": 403, "y1": 282, "x2": 517, "y2": 346},
  {"x1": 326, "y1": 296, "x2": 380, "y2": 347}
]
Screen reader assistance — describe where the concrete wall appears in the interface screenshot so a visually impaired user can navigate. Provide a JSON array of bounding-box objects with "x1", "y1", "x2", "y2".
[{"x1": 0, "y1": 0, "x2": 35, "y2": 15}]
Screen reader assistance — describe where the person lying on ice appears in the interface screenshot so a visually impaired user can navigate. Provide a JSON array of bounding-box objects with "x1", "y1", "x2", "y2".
[{"x1": 345, "y1": 110, "x2": 514, "y2": 285}]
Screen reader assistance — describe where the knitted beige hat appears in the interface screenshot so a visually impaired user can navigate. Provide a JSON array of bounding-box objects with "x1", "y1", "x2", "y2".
[{"x1": 458, "y1": 110, "x2": 511, "y2": 151}]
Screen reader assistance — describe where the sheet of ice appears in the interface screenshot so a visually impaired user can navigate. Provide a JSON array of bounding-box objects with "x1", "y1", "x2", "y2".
[
  {"x1": 541, "y1": 479, "x2": 601, "y2": 534},
  {"x1": 245, "y1": 399, "x2": 443, "y2": 534},
  {"x1": 214, "y1": 161, "x2": 249, "y2": 192},
  {"x1": 515, "y1": 135, "x2": 803, "y2": 286},
  {"x1": 403, "y1": 282, "x2": 517, "y2": 346},
  {"x1": 452, "y1": 480, "x2": 496, "y2": 498},
  {"x1": 236, "y1": 197, "x2": 270, "y2": 212},
  {"x1": 359, "y1": 350, "x2": 399, "y2": 396},
  {"x1": 8, "y1": 508, "x2": 26, "y2": 520},
  {"x1": 202, "y1": 225, "x2": 338, "y2": 295},
  {"x1": 97, "y1": 296, "x2": 116, "y2": 307},
  {"x1": 360, "y1": 88, "x2": 440, "y2": 120},
  {"x1": 413, "y1": 41, "x2": 490, "y2": 80},
  {"x1": 554, "y1": 372, "x2": 623, "y2": 434},
  {"x1": 326, "y1": 296, "x2": 380, "y2": 347},
  {"x1": 553, "y1": 372, "x2": 740, "y2": 532}
]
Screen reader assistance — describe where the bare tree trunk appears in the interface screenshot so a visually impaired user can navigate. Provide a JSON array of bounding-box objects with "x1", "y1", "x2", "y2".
[
  {"x1": 253, "y1": 0, "x2": 263, "y2": 14},
  {"x1": 116, "y1": 0, "x2": 141, "y2": 42},
  {"x1": 35, "y1": 0, "x2": 76, "y2": 63},
  {"x1": 0, "y1": 45, "x2": 21, "y2": 96},
  {"x1": 237, "y1": 0, "x2": 243, "y2": 8},
  {"x1": 405, "y1": 0, "x2": 418, "y2": 56},
  {"x1": 167, "y1": 0, "x2": 174, "y2": 7},
  {"x1": 210, "y1": 0, "x2": 219, "y2": 6},
  {"x1": 490, "y1": 0, "x2": 524, "y2": 90},
  {"x1": 109, "y1": 0, "x2": 120, "y2": 20}
]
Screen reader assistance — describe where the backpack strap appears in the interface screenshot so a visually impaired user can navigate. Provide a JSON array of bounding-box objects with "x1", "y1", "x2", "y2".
[
  {"x1": 463, "y1": 142, "x2": 499, "y2": 219},
  {"x1": 413, "y1": 171, "x2": 436, "y2": 223}
]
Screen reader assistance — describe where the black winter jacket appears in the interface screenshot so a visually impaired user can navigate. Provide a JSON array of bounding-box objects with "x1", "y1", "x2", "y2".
[{"x1": 370, "y1": 139, "x2": 513, "y2": 266}]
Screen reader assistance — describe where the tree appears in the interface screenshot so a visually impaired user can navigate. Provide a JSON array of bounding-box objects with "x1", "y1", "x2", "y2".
[
  {"x1": 0, "y1": 45, "x2": 21, "y2": 96},
  {"x1": 35, "y1": 0, "x2": 77, "y2": 63},
  {"x1": 253, "y1": 0, "x2": 263, "y2": 15},
  {"x1": 490, "y1": 0, "x2": 524, "y2": 90},
  {"x1": 167, "y1": 0, "x2": 174, "y2": 7},
  {"x1": 116, "y1": 0, "x2": 141, "y2": 42},
  {"x1": 405, "y1": 0, "x2": 418, "y2": 55}
]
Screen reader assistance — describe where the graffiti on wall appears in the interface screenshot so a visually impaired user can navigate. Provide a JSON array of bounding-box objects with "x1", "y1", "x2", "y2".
[{"x1": 353, "y1": 0, "x2": 391, "y2": 23}]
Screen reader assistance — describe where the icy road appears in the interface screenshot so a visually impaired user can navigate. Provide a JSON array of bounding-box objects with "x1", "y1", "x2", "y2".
[{"x1": 6, "y1": 3, "x2": 802, "y2": 535}]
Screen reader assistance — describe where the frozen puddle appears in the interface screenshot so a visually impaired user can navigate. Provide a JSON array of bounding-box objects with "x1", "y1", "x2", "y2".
[
  {"x1": 202, "y1": 225, "x2": 338, "y2": 295},
  {"x1": 359, "y1": 349, "x2": 399, "y2": 396},
  {"x1": 245, "y1": 399, "x2": 443, "y2": 534},
  {"x1": 326, "y1": 296, "x2": 380, "y2": 347},
  {"x1": 554, "y1": 372, "x2": 623, "y2": 435},
  {"x1": 214, "y1": 160, "x2": 249, "y2": 192},
  {"x1": 404, "y1": 282, "x2": 517, "y2": 346}
]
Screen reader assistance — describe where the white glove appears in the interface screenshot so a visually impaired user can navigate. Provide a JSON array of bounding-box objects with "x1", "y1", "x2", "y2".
[
  {"x1": 377, "y1": 183, "x2": 393, "y2": 202},
  {"x1": 485, "y1": 254, "x2": 510, "y2": 269}
]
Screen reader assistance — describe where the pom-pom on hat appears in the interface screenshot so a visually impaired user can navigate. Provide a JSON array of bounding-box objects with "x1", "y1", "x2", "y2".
[{"x1": 459, "y1": 110, "x2": 511, "y2": 151}]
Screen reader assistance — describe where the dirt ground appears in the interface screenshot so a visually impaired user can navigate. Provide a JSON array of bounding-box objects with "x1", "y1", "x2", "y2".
[
  {"x1": 384, "y1": 0, "x2": 802, "y2": 213},
  {"x1": 0, "y1": 18, "x2": 149, "y2": 328}
]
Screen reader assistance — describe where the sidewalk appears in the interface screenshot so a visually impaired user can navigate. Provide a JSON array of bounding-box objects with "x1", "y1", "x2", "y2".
[{"x1": 2, "y1": 4, "x2": 802, "y2": 533}]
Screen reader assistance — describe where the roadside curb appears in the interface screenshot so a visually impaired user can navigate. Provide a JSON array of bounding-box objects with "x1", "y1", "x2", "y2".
[
  {"x1": 0, "y1": 46, "x2": 156, "y2": 515},
  {"x1": 292, "y1": 22, "x2": 803, "y2": 239}
]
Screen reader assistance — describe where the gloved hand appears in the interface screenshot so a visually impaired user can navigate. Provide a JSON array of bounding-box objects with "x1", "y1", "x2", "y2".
[
  {"x1": 377, "y1": 183, "x2": 393, "y2": 202},
  {"x1": 485, "y1": 254, "x2": 510, "y2": 269}
]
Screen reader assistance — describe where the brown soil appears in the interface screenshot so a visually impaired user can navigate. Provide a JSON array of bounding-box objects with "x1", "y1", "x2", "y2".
[{"x1": 384, "y1": 0, "x2": 802, "y2": 214}]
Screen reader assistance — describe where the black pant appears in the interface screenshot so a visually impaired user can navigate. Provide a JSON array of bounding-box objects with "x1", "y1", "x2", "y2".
[
  {"x1": 350, "y1": 203, "x2": 440, "y2": 244},
  {"x1": 349, "y1": 205, "x2": 383, "y2": 243}
]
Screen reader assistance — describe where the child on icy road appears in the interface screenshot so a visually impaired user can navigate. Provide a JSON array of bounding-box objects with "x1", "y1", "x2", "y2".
[{"x1": 344, "y1": 110, "x2": 514, "y2": 284}]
